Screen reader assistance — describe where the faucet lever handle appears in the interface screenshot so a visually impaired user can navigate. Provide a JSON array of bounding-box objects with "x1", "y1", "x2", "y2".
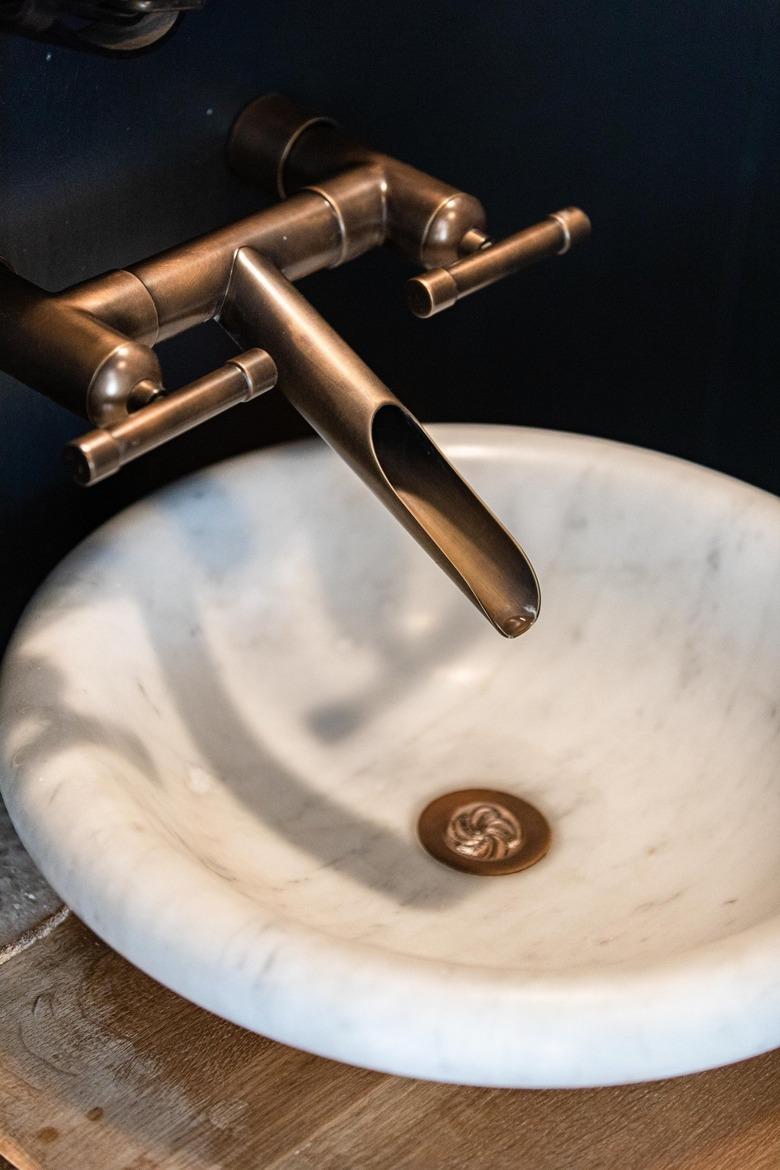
[
  {"x1": 406, "y1": 207, "x2": 590, "y2": 319},
  {"x1": 64, "y1": 349, "x2": 277, "y2": 486}
]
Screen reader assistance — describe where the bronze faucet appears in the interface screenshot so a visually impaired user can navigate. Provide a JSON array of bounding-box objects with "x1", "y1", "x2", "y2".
[{"x1": 0, "y1": 95, "x2": 589, "y2": 637}]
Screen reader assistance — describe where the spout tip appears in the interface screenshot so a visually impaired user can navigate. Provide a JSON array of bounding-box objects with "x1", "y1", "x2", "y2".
[
  {"x1": 496, "y1": 601, "x2": 540, "y2": 639},
  {"x1": 370, "y1": 405, "x2": 542, "y2": 642}
]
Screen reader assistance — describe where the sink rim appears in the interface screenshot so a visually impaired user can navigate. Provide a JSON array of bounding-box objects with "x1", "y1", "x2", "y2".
[{"x1": 2, "y1": 424, "x2": 779, "y2": 1088}]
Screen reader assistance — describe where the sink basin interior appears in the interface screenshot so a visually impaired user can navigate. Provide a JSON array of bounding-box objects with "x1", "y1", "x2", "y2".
[{"x1": 2, "y1": 425, "x2": 780, "y2": 1086}]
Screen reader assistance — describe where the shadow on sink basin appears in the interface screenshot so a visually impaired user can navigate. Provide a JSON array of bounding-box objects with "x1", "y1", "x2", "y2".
[
  {"x1": 10, "y1": 464, "x2": 484, "y2": 911},
  {"x1": 10, "y1": 655, "x2": 163, "y2": 788},
  {"x1": 149, "y1": 478, "x2": 479, "y2": 907}
]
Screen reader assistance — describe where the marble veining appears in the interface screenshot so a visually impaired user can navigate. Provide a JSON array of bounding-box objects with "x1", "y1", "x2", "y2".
[{"x1": 1, "y1": 425, "x2": 779, "y2": 1087}]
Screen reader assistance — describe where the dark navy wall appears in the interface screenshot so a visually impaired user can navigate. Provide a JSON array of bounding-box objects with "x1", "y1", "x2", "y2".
[{"x1": 1, "y1": 1, "x2": 779, "y2": 649}]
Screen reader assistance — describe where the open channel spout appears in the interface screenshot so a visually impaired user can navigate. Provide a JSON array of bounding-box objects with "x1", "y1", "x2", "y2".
[{"x1": 220, "y1": 247, "x2": 540, "y2": 637}]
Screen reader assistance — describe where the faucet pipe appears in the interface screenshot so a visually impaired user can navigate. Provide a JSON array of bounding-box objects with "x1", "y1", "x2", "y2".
[
  {"x1": 219, "y1": 248, "x2": 540, "y2": 637},
  {"x1": 1, "y1": 94, "x2": 590, "y2": 637}
]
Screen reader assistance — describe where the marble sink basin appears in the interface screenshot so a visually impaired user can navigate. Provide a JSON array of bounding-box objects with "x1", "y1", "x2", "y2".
[{"x1": 2, "y1": 425, "x2": 780, "y2": 1087}]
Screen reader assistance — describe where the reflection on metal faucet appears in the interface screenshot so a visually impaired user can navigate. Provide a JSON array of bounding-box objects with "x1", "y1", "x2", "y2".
[{"x1": 0, "y1": 94, "x2": 590, "y2": 635}]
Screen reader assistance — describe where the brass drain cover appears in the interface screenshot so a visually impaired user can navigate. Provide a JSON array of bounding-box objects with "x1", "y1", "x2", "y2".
[{"x1": 417, "y1": 788, "x2": 551, "y2": 876}]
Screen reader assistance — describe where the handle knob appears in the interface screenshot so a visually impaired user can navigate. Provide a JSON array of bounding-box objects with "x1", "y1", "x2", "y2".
[{"x1": 407, "y1": 207, "x2": 590, "y2": 318}]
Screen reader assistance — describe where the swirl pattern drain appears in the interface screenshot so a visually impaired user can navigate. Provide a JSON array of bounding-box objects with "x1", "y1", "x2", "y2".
[
  {"x1": 418, "y1": 788, "x2": 551, "y2": 876},
  {"x1": 445, "y1": 801, "x2": 523, "y2": 861}
]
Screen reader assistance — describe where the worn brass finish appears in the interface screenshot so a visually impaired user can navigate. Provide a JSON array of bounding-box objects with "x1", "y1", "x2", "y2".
[
  {"x1": 2, "y1": 94, "x2": 590, "y2": 636},
  {"x1": 0, "y1": 264, "x2": 162, "y2": 422},
  {"x1": 220, "y1": 250, "x2": 539, "y2": 637},
  {"x1": 418, "y1": 788, "x2": 551, "y2": 876},
  {"x1": 407, "y1": 207, "x2": 591, "y2": 318},
  {"x1": 228, "y1": 94, "x2": 489, "y2": 268},
  {"x1": 64, "y1": 349, "x2": 277, "y2": 485}
]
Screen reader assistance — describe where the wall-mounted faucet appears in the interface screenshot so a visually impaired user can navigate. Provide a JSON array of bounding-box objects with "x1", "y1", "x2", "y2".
[{"x1": 0, "y1": 94, "x2": 589, "y2": 637}]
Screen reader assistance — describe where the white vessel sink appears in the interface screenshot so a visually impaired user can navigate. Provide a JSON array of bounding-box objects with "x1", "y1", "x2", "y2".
[{"x1": 2, "y1": 425, "x2": 780, "y2": 1087}]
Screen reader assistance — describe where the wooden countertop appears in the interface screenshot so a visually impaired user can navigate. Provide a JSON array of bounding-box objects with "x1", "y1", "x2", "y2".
[{"x1": 0, "y1": 914, "x2": 778, "y2": 1169}]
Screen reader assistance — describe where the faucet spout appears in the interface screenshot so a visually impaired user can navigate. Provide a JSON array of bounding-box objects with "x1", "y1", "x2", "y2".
[
  {"x1": 3, "y1": 95, "x2": 591, "y2": 638},
  {"x1": 220, "y1": 247, "x2": 540, "y2": 637}
]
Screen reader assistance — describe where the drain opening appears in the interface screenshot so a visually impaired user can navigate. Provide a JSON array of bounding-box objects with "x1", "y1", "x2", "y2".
[{"x1": 418, "y1": 788, "x2": 550, "y2": 876}]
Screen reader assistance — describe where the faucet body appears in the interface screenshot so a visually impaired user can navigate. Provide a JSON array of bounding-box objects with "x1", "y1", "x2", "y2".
[{"x1": 0, "y1": 94, "x2": 590, "y2": 636}]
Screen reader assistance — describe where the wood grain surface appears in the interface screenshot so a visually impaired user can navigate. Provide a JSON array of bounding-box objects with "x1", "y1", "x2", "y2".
[
  {"x1": 0, "y1": 915, "x2": 778, "y2": 1170},
  {"x1": 0, "y1": 802, "x2": 63, "y2": 964}
]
